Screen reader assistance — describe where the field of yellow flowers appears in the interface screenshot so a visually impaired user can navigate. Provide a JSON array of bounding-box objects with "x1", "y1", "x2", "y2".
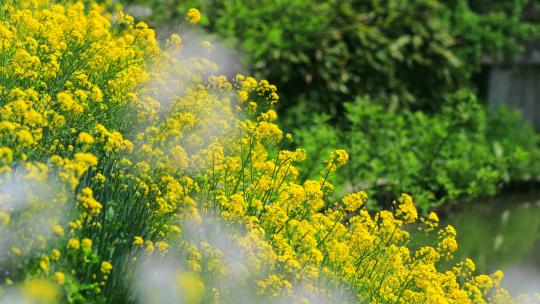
[{"x1": 0, "y1": 1, "x2": 526, "y2": 303}]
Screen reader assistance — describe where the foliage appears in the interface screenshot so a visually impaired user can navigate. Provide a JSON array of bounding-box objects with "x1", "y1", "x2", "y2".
[
  {"x1": 293, "y1": 94, "x2": 539, "y2": 211},
  {"x1": 0, "y1": 1, "x2": 520, "y2": 303},
  {"x1": 486, "y1": 105, "x2": 540, "y2": 179},
  {"x1": 117, "y1": 0, "x2": 539, "y2": 114}
]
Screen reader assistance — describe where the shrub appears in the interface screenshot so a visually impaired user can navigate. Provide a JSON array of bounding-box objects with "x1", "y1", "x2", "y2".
[
  {"x1": 486, "y1": 105, "x2": 540, "y2": 179},
  {"x1": 294, "y1": 94, "x2": 539, "y2": 211},
  {"x1": 125, "y1": 0, "x2": 538, "y2": 114}
]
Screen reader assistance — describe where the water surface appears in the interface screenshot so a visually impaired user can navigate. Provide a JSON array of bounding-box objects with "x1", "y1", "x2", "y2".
[{"x1": 447, "y1": 193, "x2": 540, "y2": 299}]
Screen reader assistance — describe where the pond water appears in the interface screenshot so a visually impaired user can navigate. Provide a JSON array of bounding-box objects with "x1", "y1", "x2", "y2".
[{"x1": 446, "y1": 192, "x2": 540, "y2": 299}]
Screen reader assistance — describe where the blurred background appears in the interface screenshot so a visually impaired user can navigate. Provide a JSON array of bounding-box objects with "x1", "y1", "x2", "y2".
[{"x1": 95, "y1": 0, "x2": 540, "y2": 297}]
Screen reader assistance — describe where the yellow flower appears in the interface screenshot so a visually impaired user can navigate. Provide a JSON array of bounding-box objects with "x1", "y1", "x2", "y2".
[
  {"x1": 342, "y1": 191, "x2": 368, "y2": 211},
  {"x1": 0, "y1": 121, "x2": 16, "y2": 133},
  {"x1": 133, "y1": 236, "x2": 144, "y2": 245},
  {"x1": 0, "y1": 147, "x2": 13, "y2": 163},
  {"x1": 54, "y1": 272, "x2": 65, "y2": 285},
  {"x1": 156, "y1": 241, "x2": 169, "y2": 251},
  {"x1": 39, "y1": 258, "x2": 50, "y2": 273},
  {"x1": 21, "y1": 280, "x2": 58, "y2": 303},
  {"x1": 53, "y1": 224, "x2": 64, "y2": 236},
  {"x1": 100, "y1": 261, "x2": 113, "y2": 274},
  {"x1": 68, "y1": 238, "x2": 80, "y2": 250},
  {"x1": 94, "y1": 173, "x2": 106, "y2": 183},
  {"x1": 422, "y1": 211, "x2": 439, "y2": 231},
  {"x1": 167, "y1": 34, "x2": 182, "y2": 47},
  {"x1": 51, "y1": 249, "x2": 61, "y2": 261},
  {"x1": 145, "y1": 241, "x2": 155, "y2": 253},
  {"x1": 202, "y1": 40, "x2": 212, "y2": 51},
  {"x1": 396, "y1": 193, "x2": 418, "y2": 223},
  {"x1": 186, "y1": 8, "x2": 201, "y2": 24},
  {"x1": 78, "y1": 187, "x2": 103, "y2": 215},
  {"x1": 16, "y1": 129, "x2": 34, "y2": 146},
  {"x1": 238, "y1": 90, "x2": 249, "y2": 102},
  {"x1": 176, "y1": 272, "x2": 204, "y2": 303},
  {"x1": 326, "y1": 149, "x2": 349, "y2": 171},
  {"x1": 82, "y1": 238, "x2": 92, "y2": 250},
  {"x1": 492, "y1": 270, "x2": 504, "y2": 286},
  {"x1": 10, "y1": 246, "x2": 22, "y2": 256},
  {"x1": 169, "y1": 225, "x2": 181, "y2": 233},
  {"x1": 335, "y1": 149, "x2": 348, "y2": 167},
  {"x1": 474, "y1": 274, "x2": 494, "y2": 292},
  {"x1": 0, "y1": 211, "x2": 10, "y2": 225},
  {"x1": 74, "y1": 153, "x2": 98, "y2": 168},
  {"x1": 77, "y1": 132, "x2": 94, "y2": 146}
]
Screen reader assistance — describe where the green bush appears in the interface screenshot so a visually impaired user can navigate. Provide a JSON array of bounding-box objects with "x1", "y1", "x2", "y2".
[
  {"x1": 486, "y1": 105, "x2": 540, "y2": 178},
  {"x1": 293, "y1": 93, "x2": 539, "y2": 211},
  {"x1": 113, "y1": 0, "x2": 538, "y2": 115}
]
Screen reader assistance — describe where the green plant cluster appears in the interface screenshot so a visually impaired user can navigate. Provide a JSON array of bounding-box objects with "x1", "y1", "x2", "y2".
[
  {"x1": 293, "y1": 94, "x2": 540, "y2": 211},
  {"x1": 137, "y1": 0, "x2": 537, "y2": 113}
]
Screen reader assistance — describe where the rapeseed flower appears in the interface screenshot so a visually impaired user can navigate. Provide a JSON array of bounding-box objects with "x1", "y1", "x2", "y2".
[
  {"x1": 187, "y1": 8, "x2": 201, "y2": 24},
  {"x1": 0, "y1": 2, "x2": 520, "y2": 303},
  {"x1": 100, "y1": 261, "x2": 113, "y2": 274}
]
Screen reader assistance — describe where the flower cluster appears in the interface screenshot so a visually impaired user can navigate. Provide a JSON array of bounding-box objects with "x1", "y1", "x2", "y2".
[{"x1": 0, "y1": 1, "x2": 520, "y2": 303}]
